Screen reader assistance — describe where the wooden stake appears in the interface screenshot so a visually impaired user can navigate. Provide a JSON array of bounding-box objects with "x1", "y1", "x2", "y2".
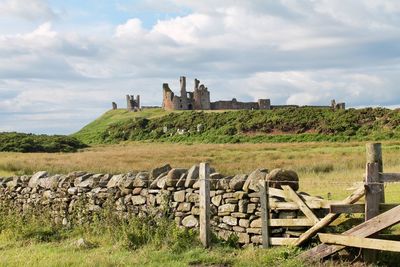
[
  {"x1": 366, "y1": 143, "x2": 384, "y2": 203},
  {"x1": 199, "y1": 162, "x2": 211, "y2": 248},
  {"x1": 364, "y1": 162, "x2": 380, "y2": 263},
  {"x1": 259, "y1": 180, "x2": 270, "y2": 248}
]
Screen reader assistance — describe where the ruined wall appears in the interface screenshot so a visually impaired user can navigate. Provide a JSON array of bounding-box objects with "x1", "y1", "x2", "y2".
[
  {"x1": 0, "y1": 165, "x2": 311, "y2": 246},
  {"x1": 211, "y1": 99, "x2": 261, "y2": 110}
]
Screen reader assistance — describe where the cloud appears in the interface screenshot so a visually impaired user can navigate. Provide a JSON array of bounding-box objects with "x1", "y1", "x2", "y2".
[
  {"x1": 1, "y1": 0, "x2": 400, "y2": 134},
  {"x1": 0, "y1": 0, "x2": 57, "y2": 21}
]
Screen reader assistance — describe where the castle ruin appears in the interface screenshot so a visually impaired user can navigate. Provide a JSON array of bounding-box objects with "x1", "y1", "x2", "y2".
[
  {"x1": 163, "y1": 76, "x2": 271, "y2": 111},
  {"x1": 162, "y1": 76, "x2": 345, "y2": 111},
  {"x1": 111, "y1": 94, "x2": 141, "y2": 112}
]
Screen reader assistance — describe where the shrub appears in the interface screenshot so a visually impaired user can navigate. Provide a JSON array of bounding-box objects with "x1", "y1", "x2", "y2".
[{"x1": 0, "y1": 132, "x2": 88, "y2": 153}]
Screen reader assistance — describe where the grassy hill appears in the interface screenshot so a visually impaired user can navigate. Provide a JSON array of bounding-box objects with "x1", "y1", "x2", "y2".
[{"x1": 72, "y1": 107, "x2": 400, "y2": 144}]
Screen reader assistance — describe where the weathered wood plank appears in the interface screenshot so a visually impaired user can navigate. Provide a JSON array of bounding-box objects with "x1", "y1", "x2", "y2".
[
  {"x1": 259, "y1": 180, "x2": 270, "y2": 248},
  {"x1": 268, "y1": 187, "x2": 331, "y2": 209},
  {"x1": 330, "y1": 203, "x2": 398, "y2": 214},
  {"x1": 300, "y1": 204, "x2": 400, "y2": 260},
  {"x1": 381, "y1": 173, "x2": 400, "y2": 183},
  {"x1": 269, "y1": 218, "x2": 314, "y2": 227},
  {"x1": 364, "y1": 162, "x2": 381, "y2": 262},
  {"x1": 318, "y1": 234, "x2": 400, "y2": 253},
  {"x1": 365, "y1": 163, "x2": 380, "y2": 221},
  {"x1": 366, "y1": 143, "x2": 384, "y2": 203},
  {"x1": 199, "y1": 162, "x2": 211, "y2": 248},
  {"x1": 293, "y1": 186, "x2": 365, "y2": 247},
  {"x1": 282, "y1": 185, "x2": 320, "y2": 224}
]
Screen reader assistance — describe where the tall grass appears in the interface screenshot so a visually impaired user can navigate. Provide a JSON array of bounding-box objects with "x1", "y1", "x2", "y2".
[{"x1": 2, "y1": 141, "x2": 400, "y2": 201}]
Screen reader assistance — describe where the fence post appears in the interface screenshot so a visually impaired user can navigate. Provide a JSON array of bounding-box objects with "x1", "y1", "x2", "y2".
[
  {"x1": 366, "y1": 143, "x2": 384, "y2": 203},
  {"x1": 364, "y1": 162, "x2": 380, "y2": 263},
  {"x1": 199, "y1": 162, "x2": 211, "y2": 248},
  {"x1": 259, "y1": 180, "x2": 270, "y2": 248}
]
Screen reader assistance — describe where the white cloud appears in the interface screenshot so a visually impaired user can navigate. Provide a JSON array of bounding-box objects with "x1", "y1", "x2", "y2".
[
  {"x1": 1, "y1": 0, "x2": 400, "y2": 134},
  {"x1": 0, "y1": 0, "x2": 57, "y2": 21}
]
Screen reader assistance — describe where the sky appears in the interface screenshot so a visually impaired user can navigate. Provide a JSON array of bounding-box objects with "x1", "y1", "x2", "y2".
[{"x1": 1, "y1": 0, "x2": 400, "y2": 134}]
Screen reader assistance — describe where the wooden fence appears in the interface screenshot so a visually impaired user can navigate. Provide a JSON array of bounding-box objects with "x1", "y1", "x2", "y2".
[{"x1": 198, "y1": 142, "x2": 400, "y2": 264}]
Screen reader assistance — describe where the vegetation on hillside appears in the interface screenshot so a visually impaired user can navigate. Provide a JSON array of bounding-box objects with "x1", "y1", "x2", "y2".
[
  {"x1": 74, "y1": 107, "x2": 400, "y2": 144},
  {"x1": 0, "y1": 132, "x2": 87, "y2": 153}
]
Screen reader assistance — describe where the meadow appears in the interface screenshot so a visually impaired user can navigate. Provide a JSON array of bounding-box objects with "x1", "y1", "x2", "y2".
[{"x1": 2, "y1": 141, "x2": 400, "y2": 266}]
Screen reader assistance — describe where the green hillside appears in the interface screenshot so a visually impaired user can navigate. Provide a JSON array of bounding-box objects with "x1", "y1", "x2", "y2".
[{"x1": 73, "y1": 107, "x2": 400, "y2": 144}]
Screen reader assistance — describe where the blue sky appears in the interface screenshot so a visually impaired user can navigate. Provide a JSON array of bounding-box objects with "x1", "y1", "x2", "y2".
[{"x1": 1, "y1": 0, "x2": 400, "y2": 134}]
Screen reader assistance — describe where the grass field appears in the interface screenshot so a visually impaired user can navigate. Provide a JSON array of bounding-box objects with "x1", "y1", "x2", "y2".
[
  {"x1": 2, "y1": 141, "x2": 400, "y2": 266},
  {"x1": 2, "y1": 141, "x2": 400, "y2": 201}
]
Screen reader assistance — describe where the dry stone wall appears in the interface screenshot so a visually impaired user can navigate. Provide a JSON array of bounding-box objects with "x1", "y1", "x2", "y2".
[{"x1": 0, "y1": 164, "x2": 306, "y2": 246}]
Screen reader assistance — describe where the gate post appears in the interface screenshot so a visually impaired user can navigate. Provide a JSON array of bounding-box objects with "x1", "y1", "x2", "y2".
[{"x1": 199, "y1": 162, "x2": 211, "y2": 248}]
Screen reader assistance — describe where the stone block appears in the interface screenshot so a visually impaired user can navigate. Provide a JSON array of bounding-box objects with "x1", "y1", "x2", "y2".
[
  {"x1": 184, "y1": 165, "x2": 199, "y2": 188},
  {"x1": 211, "y1": 195, "x2": 222, "y2": 206},
  {"x1": 218, "y1": 203, "x2": 237, "y2": 215},
  {"x1": 182, "y1": 215, "x2": 198, "y2": 228},
  {"x1": 166, "y1": 168, "x2": 187, "y2": 187},
  {"x1": 231, "y1": 212, "x2": 248, "y2": 218},
  {"x1": 247, "y1": 203, "x2": 257, "y2": 213},
  {"x1": 266, "y1": 168, "x2": 299, "y2": 191},
  {"x1": 150, "y1": 164, "x2": 172, "y2": 180},
  {"x1": 107, "y1": 174, "x2": 124, "y2": 188},
  {"x1": 28, "y1": 171, "x2": 48, "y2": 188},
  {"x1": 237, "y1": 233, "x2": 250, "y2": 243},
  {"x1": 243, "y1": 169, "x2": 268, "y2": 192},
  {"x1": 247, "y1": 228, "x2": 262, "y2": 235},
  {"x1": 229, "y1": 174, "x2": 248, "y2": 190},
  {"x1": 223, "y1": 216, "x2": 237, "y2": 226},
  {"x1": 250, "y1": 218, "x2": 261, "y2": 228},
  {"x1": 233, "y1": 226, "x2": 246, "y2": 233},
  {"x1": 173, "y1": 190, "x2": 186, "y2": 202},
  {"x1": 239, "y1": 219, "x2": 250, "y2": 228},
  {"x1": 186, "y1": 193, "x2": 199, "y2": 203},
  {"x1": 131, "y1": 195, "x2": 146, "y2": 205},
  {"x1": 177, "y1": 202, "x2": 191, "y2": 212}
]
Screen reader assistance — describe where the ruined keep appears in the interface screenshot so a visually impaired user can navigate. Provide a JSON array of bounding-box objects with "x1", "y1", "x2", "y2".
[
  {"x1": 127, "y1": 94, "x2": 141, "y2": 111},
  {"x1": 162, "y1": 76, "x2": 345, "y2": 111},
  {"x1": 163, "y1": 76, "x2": 211, "y2": 110},
  {"x1": 111, "y1": 94, "x2": 141, "y2": 111}
]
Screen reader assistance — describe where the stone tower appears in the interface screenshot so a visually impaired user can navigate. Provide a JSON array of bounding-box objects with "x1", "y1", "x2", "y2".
[
  {"x1": 193, "y1": 79, "x2": 211, "y2": 110},
  {"x1": 179, "y1": 76, "x2": 188, "y2": 109}
]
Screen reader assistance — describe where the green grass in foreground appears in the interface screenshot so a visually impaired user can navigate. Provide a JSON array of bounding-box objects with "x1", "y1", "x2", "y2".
[{"x1": 0, "y1": 203, "x2": 304, "y2": 267}]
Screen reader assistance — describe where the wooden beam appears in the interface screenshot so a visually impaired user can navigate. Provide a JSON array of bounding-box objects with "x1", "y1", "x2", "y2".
[
  {"x1": 294, "y1": 186, "x2": 365, "y2": 247},
  {"x1": 381, "y1": 173, "x2": 400, "y2": 183},
  {"x1": 199, "y1": 162, "x2": 211, "y2": 248},
  {"x1": 282, "y1": 185, "x2": 320, "y2": 224},
  {"x1": 330, "y1": 203, "x2": 398, "y2": 214},
  {"x1": 366, "y1": 143, "x2": 384, "y2": 203},
  {"x1": 365, "y1": 162, "x2": 381, "y2": 220},
  {"x1": 318, "y1": 234, "x2": 400, "y2": 253},
  {"x1": 268, "y1": 187, "x2": 331, "y2": 209},
  {"x1": 300, "y1": 204, "x2": 400, "y2": 260},
  {"x1": 259, "y1": 180, "x2": 270, "y2": 248},
  {"x1": 269, "y1": 218, "x2": 314, "y2": 227},
  {"x1": 364, "y1": 162, "x2": 381, "y2": 262}
]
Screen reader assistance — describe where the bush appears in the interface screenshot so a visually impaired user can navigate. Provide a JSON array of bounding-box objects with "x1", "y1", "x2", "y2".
[{"x1": 0, "y1": 132, "x2": 88, "y2": 153}]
